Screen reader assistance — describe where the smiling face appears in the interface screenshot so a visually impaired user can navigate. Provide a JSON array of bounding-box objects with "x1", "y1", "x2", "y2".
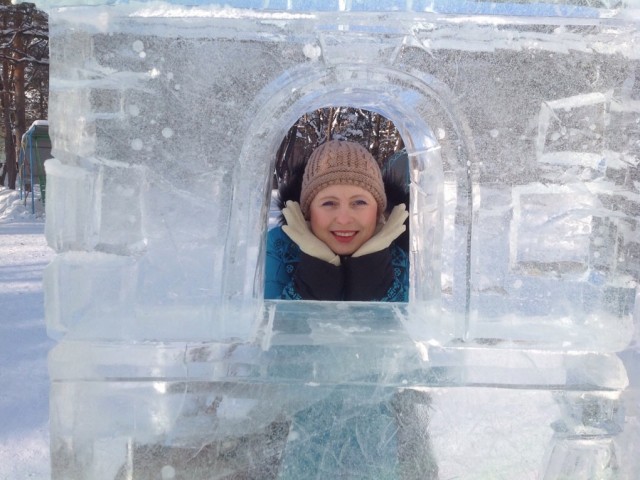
[{"x1": 308, "y1": 184, "x2": 379, "y2": 256}]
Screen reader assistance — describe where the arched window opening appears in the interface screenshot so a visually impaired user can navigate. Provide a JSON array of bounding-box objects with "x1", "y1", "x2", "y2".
[{"x1": 265, "y1": 107, "x2": 411, "y2": 302}]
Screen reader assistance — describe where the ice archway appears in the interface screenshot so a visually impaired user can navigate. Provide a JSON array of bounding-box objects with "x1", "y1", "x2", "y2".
[{"x1": 224, "y1": 62, "x2": 475, "y2": 322}]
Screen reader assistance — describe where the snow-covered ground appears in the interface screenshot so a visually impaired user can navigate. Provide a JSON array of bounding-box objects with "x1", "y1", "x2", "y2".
[{"x1": 0, "y1": 187, "x2": 53, "y2": 479}]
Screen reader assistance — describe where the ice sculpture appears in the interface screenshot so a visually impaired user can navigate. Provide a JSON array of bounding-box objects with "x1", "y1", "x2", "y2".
[{"x1": 36, "y1": 0, "x2": 639, "y2": 478}]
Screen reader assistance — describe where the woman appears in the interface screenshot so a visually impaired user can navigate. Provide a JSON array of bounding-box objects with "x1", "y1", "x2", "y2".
[
  {"x1": 265, "y1": 139, "x2": 409, "y2": 301},
  {"x1": 263, "y1": 143, "x2": 433, "y2": 479}
]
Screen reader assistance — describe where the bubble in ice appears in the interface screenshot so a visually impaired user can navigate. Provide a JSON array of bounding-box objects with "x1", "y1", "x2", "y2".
[
  {"x1": 153, "y1": 382, "x2": 167, "y2": 393},
  {"x1": 174, "y1": 84, "x2": 181, "y2": 91},
  {"x1": 139, "y1": 51, "x2": 147, "y2": 59},
  {"x1": 513, "y1": 279, "x2": 523, "y2": 289},
  {"x1": 303, "y1": 43, "x2": 321, "y2": 60},
  {"x1": 436, "y1": 127, "x2": 446, "y2": 140},
  {"x1": 132, "y1": 40, "x2": 144, "y2": 53},
  {"x1": 490, "y1": 129, "x2": 500, "y2": 138},
  {"x1": 161, "y1": 465, "x2": 176, "y2": 479},
  {"x1": 128, "y1": 105, "x2": 140, "y2": 116},
  {"x1": 162, "y1": 127, "x2": 174, "y2": 139},
  {"x1": 131, "y1": 139, "x2": 143, "y2": 151}
]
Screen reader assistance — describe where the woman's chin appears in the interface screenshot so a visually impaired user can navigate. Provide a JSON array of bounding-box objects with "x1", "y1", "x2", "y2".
[{"x1": 329, "y1": 242, "x2": 360, "y2": 256}]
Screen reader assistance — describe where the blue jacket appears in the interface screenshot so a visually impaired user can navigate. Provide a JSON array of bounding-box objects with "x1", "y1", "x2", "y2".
[{"x1": 265, "y1": 226, "x2": 409, "y2": 302}]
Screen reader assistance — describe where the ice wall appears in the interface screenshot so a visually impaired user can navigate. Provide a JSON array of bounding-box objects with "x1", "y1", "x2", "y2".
[{"x1": 38, "y1": 0, "x2": 640, "y2": 478}]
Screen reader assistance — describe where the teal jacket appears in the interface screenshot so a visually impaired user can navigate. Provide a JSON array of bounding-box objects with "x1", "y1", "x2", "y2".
[{"x1": 265, "y1": 226, "x2": 409, "y2": 302}]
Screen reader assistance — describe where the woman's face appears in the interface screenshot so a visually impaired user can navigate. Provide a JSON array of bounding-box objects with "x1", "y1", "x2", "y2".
[{"x1": 309, "y1": 184, "x2": 379, "y2": 256}]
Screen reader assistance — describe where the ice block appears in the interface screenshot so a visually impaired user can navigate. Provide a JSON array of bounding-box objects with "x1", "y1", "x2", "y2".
[{"x1": 36, "y1": 0, "x2": 640, "y2": 478}]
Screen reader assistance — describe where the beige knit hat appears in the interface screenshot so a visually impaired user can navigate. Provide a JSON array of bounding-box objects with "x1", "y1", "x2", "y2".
[{"x1": 300, "y1": 140, "x2": 387, "y2": 218}]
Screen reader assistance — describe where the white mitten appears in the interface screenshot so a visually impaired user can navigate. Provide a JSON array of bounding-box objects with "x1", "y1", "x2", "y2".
[
  {"x1": 281, "y1": 201, "x2": 341, "y2": 266},
  {"x1": 352, "y1": 204, "x2": 408, "y2": 258}
]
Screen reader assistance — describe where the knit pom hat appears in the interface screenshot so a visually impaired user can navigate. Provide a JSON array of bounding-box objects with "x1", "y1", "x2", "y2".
[{"x1": 300, "y1": 140, "x2": 387, "y2": 218}]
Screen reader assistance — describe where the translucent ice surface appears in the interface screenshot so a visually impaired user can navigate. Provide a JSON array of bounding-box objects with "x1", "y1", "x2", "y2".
[{"x1": 40, "y1": 0, "x2": 640, "y2": 478}]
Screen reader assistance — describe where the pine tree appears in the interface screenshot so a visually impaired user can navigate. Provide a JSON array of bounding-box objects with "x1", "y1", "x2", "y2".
[{"x1": 0, "y1": 1, "x2": 49, "y2": 189}]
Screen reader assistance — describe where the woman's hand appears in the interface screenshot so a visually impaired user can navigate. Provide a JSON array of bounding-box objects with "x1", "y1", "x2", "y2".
[
  {"x1": 352, "y1": 204, "x2": 408, "y2": 258},
  {"x1": 282, "y1": 201, "x2": 341, "y2": 266}
]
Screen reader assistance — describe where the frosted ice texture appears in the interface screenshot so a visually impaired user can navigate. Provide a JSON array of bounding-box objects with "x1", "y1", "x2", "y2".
[{"x1": 42, "y1": 1, "x2": 640, "y2": 479}]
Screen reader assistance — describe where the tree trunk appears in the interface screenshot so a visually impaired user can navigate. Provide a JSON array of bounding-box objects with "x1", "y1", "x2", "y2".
[
  {"x1": 1, "y1": 58, "x2": 16, "y2": 189},
  {"x1": 0, "y1": 66, "x2": 5, "y2": 187},
  {"x1": 395, "y1": 129, "x2": 404, "y2": 151},
  {"x1": 12, "y1": 12, "x2": 26, "y2": 191},
  {"x1": 371, "y1": 112, "x2": 382, "y2": 162},
  {"x1": 275, "y1": 121, "x2": 299, "y2": 186},
  {"x1": 326, "y1": 107, "x2": 335, "y2": 141}
]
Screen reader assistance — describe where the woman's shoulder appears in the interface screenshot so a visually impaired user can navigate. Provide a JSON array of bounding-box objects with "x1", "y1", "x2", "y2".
[
  {"x1": 267, "y1": 225, "x2": 288, "y2": 241},
  {"x1": 267, "y1": 225, "x2": 291, "y2": 251},
  {"x1": 267, "y1": 226, "x2": 300, "y2": 261},
  {"x1": 390, "y1": 242, "x2": 409, "y2": 269}
]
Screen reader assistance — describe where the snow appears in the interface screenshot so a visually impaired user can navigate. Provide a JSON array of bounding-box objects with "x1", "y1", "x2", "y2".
[{"x1": 0, "y1": 187, "x2": 53, "y2": 479}]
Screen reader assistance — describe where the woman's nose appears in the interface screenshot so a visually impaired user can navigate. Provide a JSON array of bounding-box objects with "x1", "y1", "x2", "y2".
[{"x1": 334, "y1": 207, "x2": 353, "y2": 224}]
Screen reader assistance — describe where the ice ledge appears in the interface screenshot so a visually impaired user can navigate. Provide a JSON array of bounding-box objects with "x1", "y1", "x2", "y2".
[
  {"x1": 48, "y1": 338, "x2": 630, "y2": 390},
  {"x1": 25, "y1": 0, "x2": 624, "y2": 20}
]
